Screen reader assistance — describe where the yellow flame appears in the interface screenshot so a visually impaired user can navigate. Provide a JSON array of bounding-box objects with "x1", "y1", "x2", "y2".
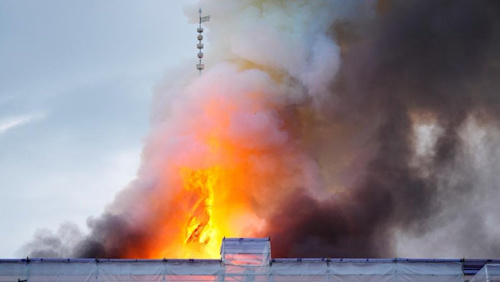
[{"x1": 181, "y1": 166, "x2": 221, "y2": 257}]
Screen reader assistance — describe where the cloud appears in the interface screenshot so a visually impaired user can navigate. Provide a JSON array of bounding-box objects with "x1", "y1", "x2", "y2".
[{"x1": 0, "y1": 113, "x2": 45, "y2": 135}]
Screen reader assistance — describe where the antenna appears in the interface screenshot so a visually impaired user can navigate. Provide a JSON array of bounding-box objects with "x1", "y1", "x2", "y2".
[{"x1": 196, "y1": 8, "x2": 210, "y2": 76}]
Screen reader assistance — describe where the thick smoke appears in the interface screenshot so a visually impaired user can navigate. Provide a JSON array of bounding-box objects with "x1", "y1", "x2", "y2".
[
  {"x1": 264, "y1": 0, "x2": 500, "y2": 258},
  {"x1": 24, "y1": 0, "x2": 500, "y2": 258}
]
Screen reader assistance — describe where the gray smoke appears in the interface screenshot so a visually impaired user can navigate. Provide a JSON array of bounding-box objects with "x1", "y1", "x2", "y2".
[
  {"x1": 24, "y1": 0, "x2": 500, "y2": 259},
  {"x1": 264, "y1": 0, "x2": 500, "y2": 258}
]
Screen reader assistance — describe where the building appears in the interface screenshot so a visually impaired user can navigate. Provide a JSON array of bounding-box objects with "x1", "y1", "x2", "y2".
[{"x1": 0, "y1": 238, "x2": 498, "y2": 281}]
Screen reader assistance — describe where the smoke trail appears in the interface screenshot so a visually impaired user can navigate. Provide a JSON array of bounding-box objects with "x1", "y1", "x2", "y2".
[{"x1": 24, "y1": 0, "x2": 500, "y2": 258}]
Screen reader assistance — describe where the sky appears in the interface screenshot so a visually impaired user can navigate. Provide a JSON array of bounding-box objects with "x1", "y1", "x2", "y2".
[{"x1": 0, "y1": 0, "x2": 198, "y2": 257}]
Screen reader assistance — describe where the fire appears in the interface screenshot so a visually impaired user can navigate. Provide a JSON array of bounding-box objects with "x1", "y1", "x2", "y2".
[
  {"x1": 106, "y1": 63, "x2": 296, "y2": 260},
  {"x1": 170, "y1": 153, "x2": 265, "y2": 258},
  {"x1": 136, "y1": 84, "x2": 273, "y2": 259},
  {"x1": 181, "y1": 166, "x2": 220, "y2": 256}
]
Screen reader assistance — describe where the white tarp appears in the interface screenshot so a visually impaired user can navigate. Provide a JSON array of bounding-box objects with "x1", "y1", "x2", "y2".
[
  {"x1": 221, "y1": 238, "x2": 271, "y2": 266},
  {"x1": 0, "y1": 259, "x2": 465, "y2": 281},
  {"x1": 0, "y1": 239, "x2": 465, "y2": 281},
  {"x1": 470, "y1": 264, "x2": 500, "y2": 282}
]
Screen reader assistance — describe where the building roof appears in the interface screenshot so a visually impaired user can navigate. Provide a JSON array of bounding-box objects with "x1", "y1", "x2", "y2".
[{"x1": 0, "y1": 238, "x2": 498, "y2": 281}]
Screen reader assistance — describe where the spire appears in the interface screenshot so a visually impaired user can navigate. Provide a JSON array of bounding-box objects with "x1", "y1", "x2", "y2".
[{"x1": 196, "y1": 8, "x2": 210, "y2": 76}]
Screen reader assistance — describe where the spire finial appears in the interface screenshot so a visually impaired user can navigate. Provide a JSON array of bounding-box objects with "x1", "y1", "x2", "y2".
[{"x1": 196, "y1": 8, "x2": 210, "y2": 76}]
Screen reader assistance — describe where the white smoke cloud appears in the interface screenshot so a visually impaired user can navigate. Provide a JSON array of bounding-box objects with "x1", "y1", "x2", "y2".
[{"x1": 183, "y1": 1, "x2": 365, "y2": 103}]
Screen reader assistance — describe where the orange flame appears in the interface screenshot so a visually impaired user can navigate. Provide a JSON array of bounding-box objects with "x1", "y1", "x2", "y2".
[
  {"x1": 170, "y1": 154, "x2": 266, "y2": 258},
  {"x1": 180, "y1": 166, "x2": 219, "y2": 256},
  {"x1": 127, "y1": 85, "x2": 276, "y2": 259}
]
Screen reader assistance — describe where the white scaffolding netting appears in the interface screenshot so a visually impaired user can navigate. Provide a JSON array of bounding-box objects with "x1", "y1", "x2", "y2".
[
  {"x1": 470, "y1": 264, "x2": 500, "y2": 282},
  {"x1": 0, "y1": 238, "x2": 466, "y2": 281},
  {"x1": 0, "y1": 259, "x2": 464, "y2": 281},
  {"x1": 220, "y1": 238, "x2": 271, "y2": 266}
]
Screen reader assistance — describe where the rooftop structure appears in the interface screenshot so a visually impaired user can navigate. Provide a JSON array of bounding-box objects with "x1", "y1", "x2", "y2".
[
  {"x1": 196, "y1": 8, "x2": 210, "y2": 76},
  {"x1": 0, "y1": 238, "x2": 498, "y2": 281}
]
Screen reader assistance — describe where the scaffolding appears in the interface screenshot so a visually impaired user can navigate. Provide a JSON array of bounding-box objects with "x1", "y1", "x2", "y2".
[
  {"x1": 0, "y1": 238, "x2": 497, "y2": 281},
  {"x1": 470, "y1": 264, "x2": 500, "y2": 282}
]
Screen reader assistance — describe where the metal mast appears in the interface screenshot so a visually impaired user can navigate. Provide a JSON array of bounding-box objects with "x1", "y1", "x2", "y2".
[{"x1": 196, "y1": 8, "x2": 210, "y2": 76}]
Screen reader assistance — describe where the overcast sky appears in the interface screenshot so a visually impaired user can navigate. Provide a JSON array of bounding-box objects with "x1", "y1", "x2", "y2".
[{"x1": 0, "y1": 0, "x2": 198, "y2": 257}]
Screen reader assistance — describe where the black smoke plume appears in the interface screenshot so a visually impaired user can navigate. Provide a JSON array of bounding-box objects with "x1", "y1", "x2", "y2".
[{"x1": 265, "y1": 0, "x2": 500, "y2": 258}]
